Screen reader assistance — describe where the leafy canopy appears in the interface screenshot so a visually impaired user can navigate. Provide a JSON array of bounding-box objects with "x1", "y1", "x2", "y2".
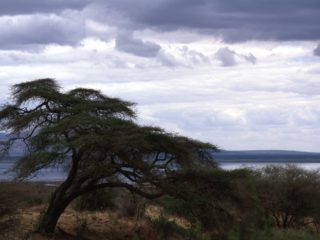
[{"x1": 0, "y1": 79, "x2": 217, "y2": 197}]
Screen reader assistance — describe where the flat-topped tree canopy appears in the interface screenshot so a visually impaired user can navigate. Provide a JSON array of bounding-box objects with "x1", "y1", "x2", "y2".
[{"x1": 0, "y1": 78, "x2": 217, "y2": 234}]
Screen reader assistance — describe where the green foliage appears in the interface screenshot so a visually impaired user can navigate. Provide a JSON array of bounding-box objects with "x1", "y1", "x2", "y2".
[
  {"x1": 159, "y1": 167, "x2": 320, "y2": 238},
  {"x1": 255, "y1": 165, "x2": 320, "y2": 229},
  {"x1": 150, "y1": 216, "x2": 185, "y2": 240},
  {"x1": 118, "y1": 197, "x2": 140, "y2": 218},
  {"x1": 132, "y1": 234, "x2": 144, "y2": 240},
  {"x1": 25, "y1": 196, "x2": 44, "y2": 206},
  {"x1": 74, "y1": 215, "x2": 89, "y2": 240},
  {"x1": 160, "y1": 168, "x2": 258, "y2": 234},
  {"x1": 73, "y1": 189, "x2": 116, "y2": 211},
  {"x1": 35, "y1": 210, "x2": 49, "y2": 234},
  {"x1": 0, "y1": 78, "x2": 216, "y2": 183},
  {"x1": 185, "y1": 222, "x2": 211, "y2": 240},
  {"x1": 150, "y1": 216, "x2": 210, "y2": 240}
]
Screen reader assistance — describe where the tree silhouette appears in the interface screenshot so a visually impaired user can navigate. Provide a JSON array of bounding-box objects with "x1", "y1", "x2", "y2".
[{"x1": 0, "y1": 79, "x2": 217, "y2": 234}]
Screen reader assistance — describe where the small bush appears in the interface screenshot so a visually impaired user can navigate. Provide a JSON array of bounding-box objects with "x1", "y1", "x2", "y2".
[
  {"x1": 25, "y1": 196, "x2": 44, "y2": 206},
  {"x1": 117, "y1": 192, "x2": 146, "y2": 219},
  {"x1": 34, "y1": 209, "x2": 47, "y2": 233},
  {"x1": 150, "y1": 216, "x2": 209, "y2": 240},
  {"x1": 151, "y1": 216, "x2": 184, "y2": 240},
  {"x1": 75, "y1": 215, "x2": 89, "y2": 240},
  {"x1": 255, "y1": 165, "x2": 320, "y2": 229},
  {"x1": 73, "y1": 189, "x2": 116, "y2": 211},
  {"x1": 119, "y1": 199, "x2": 138, "y2": 217},
  {"x1": 186, "y1": 222, "x2": 211, "y2": 240},
  {"x1": 160, "y1": 168, "x2": 258, "y2": 237}
]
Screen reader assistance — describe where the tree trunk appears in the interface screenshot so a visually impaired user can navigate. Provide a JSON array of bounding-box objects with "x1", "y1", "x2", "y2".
[
  {"x1": 37, "y1": 156, "x2": 82, "y2": 234},
  {"x1": 36, "y1": 187, "x2": 76, "y2": 234}
]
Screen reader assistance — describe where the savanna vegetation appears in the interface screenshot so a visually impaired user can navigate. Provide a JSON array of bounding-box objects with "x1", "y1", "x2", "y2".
[
  {"x1": 0, "y1": 79, "x2": 320, "y2": 239},
  {"x1": 1, "y1": 165, "x2": 320, "y2": 239}
]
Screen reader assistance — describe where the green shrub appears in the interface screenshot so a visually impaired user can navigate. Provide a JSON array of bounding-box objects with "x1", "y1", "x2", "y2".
[
  {"x1": 118, "y1": 198, "x2": 139, "y2": 217},
  {"x1": 160, "y1": 168, "x2": 259, "y2": 237},
  {"x1": 116, "y1": 192, "x2": 146, "y2": 219},
  {"x1": 25, "y1": 196, "x2": 44, "y2": 206},
  {"x1": 255, "y1": 165, "x2": 320, "y2": 229},
  {"x1": 73, "y1": 189, "x2": 116, "y2": 211},
  {"x1": 150, "y1": 216, "x2": 210, "y2": 240},
  {"x1": 186, "y1": 222, "x2": 211, "y2": 240},
  {"x1": 150, "y1": 216, "x2": 184, "y2": 240}
]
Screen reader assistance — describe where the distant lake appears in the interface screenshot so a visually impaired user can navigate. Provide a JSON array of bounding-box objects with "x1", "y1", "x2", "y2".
[
  {"x1": 214, "y1": 151, "x2": 320, "y2": 170},
  {"x1": 1, "y1": 151, "x2": 320, "y2": 182},
  {"x1": 0, "y1": 157, "x2": 67, "y2": 182},
  {"x1": 219, "y1": 162, "x2": 320, "y2": 170}
]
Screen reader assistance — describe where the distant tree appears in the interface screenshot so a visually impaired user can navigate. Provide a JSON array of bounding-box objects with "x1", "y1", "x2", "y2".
[
  {"x1": 0, "y1": 79, "x2": 217, "y2": 234},
  {"x1": 160, "y1": 168, "x2": 259, "y2": 238},
  {"x1": 256, "y1": 165, "x2": 320, "y2": 229}
]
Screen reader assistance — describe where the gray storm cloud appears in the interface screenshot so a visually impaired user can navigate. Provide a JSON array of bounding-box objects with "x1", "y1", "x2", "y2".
[
  {"x1": 0, "y1": 0, "x2": 319, "y2": 50},
  {"x1": 0, "y1": 0, "x2": 89, "y2": 14},
  {"x1": 215, "y1": 47, "x2": 256, "y2": 67},
  {"x1": 215, "y1": 47, "x2": 237, "y2": 67},
  {"x1": 0, "y1": 13, "x2": 84, "y2": 49},
  {"x1": 243, "y1": 54, "x2": 257, "y2": 64},
  {"x1": 115, "y1": 33, "x2": 161, "y2": 58},
  {"x1": 100, "y1": 0, "x2": 320, "y2": 42}
]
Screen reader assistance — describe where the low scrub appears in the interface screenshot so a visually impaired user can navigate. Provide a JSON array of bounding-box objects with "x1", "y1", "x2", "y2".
[
  {"x1": 228, "y1": 228, "x2": 320, "y2": 240},
  {"x1": 72, "y1": 189, "x2": 117, "y2": 211},
  {"x1": 158, "y1": 165, "x2": 320, "y2": 238},
  {"x1": 150, "y1": 216, "x2": 209, "y2": 240}
]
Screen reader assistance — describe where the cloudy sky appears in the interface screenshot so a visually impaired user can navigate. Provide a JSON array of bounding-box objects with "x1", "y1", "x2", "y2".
[{"x1": 0, "y1": 0, "x2": 320, "y2": 152}]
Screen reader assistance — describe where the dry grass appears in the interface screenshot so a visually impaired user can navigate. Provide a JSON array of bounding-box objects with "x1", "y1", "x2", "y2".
[
  {"x1": 0, "y1": 182, "x2": 51, "y2": 239},
  {"x1": 1, "y1": 206, "x2": 158, "y2": 240},
  {"x1": 146, "y1": 205, "x2": 191, "y2": 229},
  {"x1": 0, "y1": 182, "x2": 157, "y2": 239},
  {"x1": 0, "y1": 182, "x2": 192, "y2": 240}
]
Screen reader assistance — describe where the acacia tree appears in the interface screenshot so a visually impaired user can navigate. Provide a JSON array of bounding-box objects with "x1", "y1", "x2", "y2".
[
  {"x1": 256, "y1": 165, "x2": 320, "y2": 229},
  {"x1": 0, "y1": 79, "x2": 217, "y2": 234}
]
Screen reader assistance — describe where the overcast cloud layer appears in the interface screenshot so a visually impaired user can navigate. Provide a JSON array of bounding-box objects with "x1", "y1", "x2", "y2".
[{"x1": 0, "y1": 0, "x2": 319, "y2": 151}]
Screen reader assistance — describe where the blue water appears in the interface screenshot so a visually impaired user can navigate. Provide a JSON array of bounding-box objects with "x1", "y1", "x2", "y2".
[
  {"x1": 0, "y1": 158, "x2": 67, "y2": 182},
  {"x1": 214, "y1": 151, "x2": 320, "y2": 170},
  {"x1": 2, "y1": 152, "x2": 320, "y2": 182},
  {"x1": 219, "y1": 162, "x2": 320, "y2": 170}
]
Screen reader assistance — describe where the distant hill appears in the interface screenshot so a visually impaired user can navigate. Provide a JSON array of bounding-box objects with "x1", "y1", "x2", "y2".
[
  {"x1": 213, "y1": 150, "x2": 320, "y2": 163},
  {"x1": 1, "y1": 130, "x2": 320, "y2": 162},
  {"x1": 216, "y1": 150, "x2": 320, "y2": 155}
]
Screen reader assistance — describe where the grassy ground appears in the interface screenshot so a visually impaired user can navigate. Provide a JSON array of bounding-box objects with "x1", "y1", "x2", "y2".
[
  {"x1": 0, "y1": 182, "x2": 175, "y2": 240},
  {"x1": 1, "y1": 182, "x2": 320, "y2": 240}
]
